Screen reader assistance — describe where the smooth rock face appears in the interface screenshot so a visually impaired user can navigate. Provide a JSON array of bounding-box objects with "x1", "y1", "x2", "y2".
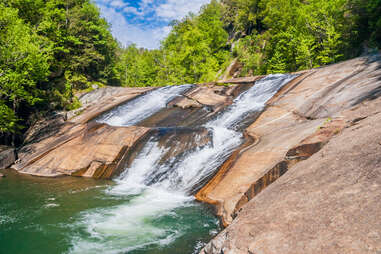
[
  {"x1": 15, "y1": 123, "x2": 149, "y2": 178},
  {"x1": 68, "y1": 86, "x2": 153, "y2": 123},
  {"x1": 13, "y1": 86, "x2": 152, "y2": 178},
  {"x1": 201, "y1": 96, "x2": 381, "y2": 254},
  {"x1": 196, "y1": 54, "x2": 381, "y2": 226},
  {"x1": 13, "y1": 83, "x2": 250, "y2": 178},
  {"x1": 0, "y1": 146, "x2": 15, "y2": 170}
]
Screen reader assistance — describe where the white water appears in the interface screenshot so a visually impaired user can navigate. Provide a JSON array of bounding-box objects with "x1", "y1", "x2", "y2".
[
  {"x1": 97, "y1": 84, "x2": 193, "y2": 127},
  {"x1": 70, "y1": 74, "x2": 296, "y2": 253}
]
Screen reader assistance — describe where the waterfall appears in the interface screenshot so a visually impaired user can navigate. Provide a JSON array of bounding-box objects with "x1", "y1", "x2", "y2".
[
  {"x1": 97, "y1": 84, "x2": 194, "y2": 127},
  {"x1": 69, "y1": 74, "x2": 296, "y2": 254},
  {"x1": 116, "y1": 74, "x2": 296, "y2": 192}
]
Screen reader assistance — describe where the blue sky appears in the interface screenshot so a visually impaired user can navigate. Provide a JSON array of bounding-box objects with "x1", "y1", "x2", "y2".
[{"x1": 94, "y1": 0, "x2": 211, "y2": 49}]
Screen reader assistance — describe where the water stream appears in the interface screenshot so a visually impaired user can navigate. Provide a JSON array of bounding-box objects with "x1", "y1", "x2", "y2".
[
  {"x1": 97, "y1": 85, "x2": 194, "y2": 126},
  {"x1": 69, "y1": 74, "x2": 296, "y2": 253},
  {"x1": 0, "y1": 74, "x2": 296, "y2": 254}
]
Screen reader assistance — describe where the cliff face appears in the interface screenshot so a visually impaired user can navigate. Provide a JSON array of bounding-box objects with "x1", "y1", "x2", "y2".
[{"x1": 199, "y1": 54, "x2": 381, "y2": 253}]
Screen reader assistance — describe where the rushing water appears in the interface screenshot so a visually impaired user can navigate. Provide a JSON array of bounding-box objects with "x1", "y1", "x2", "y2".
[
  {"x1": 0, "y1": 171, "x2": 219, "y2": 254},
  {"x1": 97, "y1": 85, "x2": 194, "y2": 127},
  {"x1": 1, "y1": 75, "x2": 296, "y2": 254}
]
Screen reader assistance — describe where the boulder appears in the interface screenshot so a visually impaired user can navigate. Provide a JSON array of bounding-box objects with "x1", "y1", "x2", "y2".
[
  {"x1": 140, "y1": 83, "x2": 254, "y2": 128},
  {"x1": 0, "y1": 146, "x2": 15, "y2": 170}
]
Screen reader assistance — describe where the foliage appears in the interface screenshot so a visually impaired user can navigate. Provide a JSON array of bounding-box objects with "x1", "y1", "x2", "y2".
[
  {"x1": 0, "y1": 0, "x2": 379, "y2": 143},
  {"x1": 115, "y1": 0, "x2": 230, "y2": 86},
  {"x1": 0, "y1": 0, "x2": 117, "y2": 141},
  {"x1": 0, "y1": 4, "x2": 50, "y2": 134},
  {"x1": 118, "y1": 0, "x2": 379, "y2": 85}
]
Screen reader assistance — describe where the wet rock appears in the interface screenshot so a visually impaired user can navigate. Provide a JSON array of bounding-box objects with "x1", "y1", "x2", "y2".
[
  {"x1": 184, "y1": 86, "x2": 232, "y2": 108},
  {"x1": 68, "y1": 86, "x2": 153, "y2": 123},
  {"x1": 197, "y1": 54, "x2": 381, "y2": 226},
  {"x1": 168, "y1": 96, "x2": 203, "y2": 109},
  {"x1": 14, "y1": 86, "x2": 152, "y2": 178},
  {"x1": 14, "y1": 123, "x2": 149, "y2": 178},
  {"x1": 201, "y1": 96, "x2": 381, "y2": 254},
  {"x1": 0, "y1": 146, "x2": 15, "y2": 170},
  {"x1": 140, "y1": 83, "x2": 252, "y2": 128},
  {"x1": 218, "y1": 75, "x2": 263, "y2": 84}
]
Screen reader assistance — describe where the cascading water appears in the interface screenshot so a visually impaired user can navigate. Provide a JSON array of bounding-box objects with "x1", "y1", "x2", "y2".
[
  {"x1": 97, "y1": 84, "x2": 194, "y2": 127},
  {"x1": 69, "y1": 74, "x2": 297, "y2": 254}
]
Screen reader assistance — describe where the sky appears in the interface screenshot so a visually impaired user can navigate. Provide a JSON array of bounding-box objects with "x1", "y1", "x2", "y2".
[{"x1": 94, "y1": 0, "x2": 211, "y2": 49}]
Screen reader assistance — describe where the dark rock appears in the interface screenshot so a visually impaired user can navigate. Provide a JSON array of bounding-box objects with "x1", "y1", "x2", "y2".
[{"x1": 0, "y1": 146, "x2": 15, "y2": 170}]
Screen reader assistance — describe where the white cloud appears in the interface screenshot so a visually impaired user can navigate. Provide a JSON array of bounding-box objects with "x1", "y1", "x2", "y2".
[
  {"x1": 95, "y1": 0, "x2": 211, "y2": 49},
  {"x1": 155, "y1": 0, "x2": 210, "y2": 20},
  {"x1": 123, "y1": 6, "x2": 141, "y2": 15},
  {"x1": 109, "y1": 0, "x2": 127, "y2": 8},
  {"x1": 98, "y1": 3, "x2": 171, "y2": 49}
]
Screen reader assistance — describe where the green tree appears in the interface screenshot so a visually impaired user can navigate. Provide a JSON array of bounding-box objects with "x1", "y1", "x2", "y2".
[{"x1": 0, "y1": 4, "x2": 50, "y2": 135}]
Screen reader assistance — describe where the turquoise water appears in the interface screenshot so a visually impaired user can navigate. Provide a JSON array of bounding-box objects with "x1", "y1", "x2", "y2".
[{"x1": 0, "y1": 170, "x2": 219, "y2": 254}]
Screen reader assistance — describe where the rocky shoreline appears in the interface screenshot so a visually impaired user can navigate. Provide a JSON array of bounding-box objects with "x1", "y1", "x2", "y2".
[{"x1": 1, "y1": 53, "x2": 380, "y2": 254}]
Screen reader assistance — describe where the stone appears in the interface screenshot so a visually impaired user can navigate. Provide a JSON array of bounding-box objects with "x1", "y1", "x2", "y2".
[
  {"x1": 218, "y1": 75, "x2": 263, "y2": 84},
  {"x1": 0, "y1": 146, "x2": 15, "y2": 170},
  {"x1": 13, "y1": 86, "x2": 153, "y2": 178},
  {"x1": 68, "y1": 86, "x2": 152, "y2": 123},
  {"x1": 197, "y1": 54, "x2": 381, "y2": 226},
  {"x1": 140, "y1": 83, "x2": 254, "y2": 128},
  {"x1": 201, "y1": 96, "x2": 381, "y2": 254},
  {"x1": 14, "y1": 123, "x2": 149, "y2": 178}
]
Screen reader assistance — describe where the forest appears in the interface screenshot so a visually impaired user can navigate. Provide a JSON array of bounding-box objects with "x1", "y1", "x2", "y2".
[{"x1": 0, "y1": 0, "x2": 380, "y2": 144}]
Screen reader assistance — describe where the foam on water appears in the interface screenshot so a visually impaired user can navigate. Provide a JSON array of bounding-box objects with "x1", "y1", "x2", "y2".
[
  {"x1": 97, "y1": 84, "x2": 193, "y2": 127},
  {"x1": 70, "y1": 74, "x2": 297, "y2": 253},
  {"x1": 70, "y1": 188, "x2": 191, "y2": 254}
]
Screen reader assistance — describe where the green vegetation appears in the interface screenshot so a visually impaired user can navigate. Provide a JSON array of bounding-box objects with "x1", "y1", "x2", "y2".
[
  {"x1": 0, "y1": 0, "x2": 379, "y2": 144},
  {"x1": 116, "y1": 0, "x2": 380, "y2": 83},
  {"x1": 0, "y1": 0, "x2": 118, "y2": 143},
  {"x1": 116, "y1": 0, "x2": 230, "y2": 87}
]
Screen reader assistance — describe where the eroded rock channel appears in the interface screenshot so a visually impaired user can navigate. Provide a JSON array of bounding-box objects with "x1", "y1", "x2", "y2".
[{"x1": 3, "y1": 53, "x2": 381, "y2": 254}]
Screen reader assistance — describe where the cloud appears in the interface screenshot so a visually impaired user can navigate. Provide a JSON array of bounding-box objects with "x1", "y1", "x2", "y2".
[
  {"x1": 95, "y1": 0, "x2": 211, "y2": 49},
  {"x1": 109, "y1": 0, "x2": 128, "y2": 8},
  {"x1": 155, "y1": 0, "x2": 210, "y2": 20},
  {"x1": 123, "y1": 6, "x2": 141, "y2": 16},
  {"x1": 97, "y1": 3, "x2": 171, "y2": 49}
]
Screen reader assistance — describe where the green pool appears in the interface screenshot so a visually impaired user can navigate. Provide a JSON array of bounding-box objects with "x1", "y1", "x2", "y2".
[{"x1": 0, "y1": 170, "x2": 219, "y2": 254}]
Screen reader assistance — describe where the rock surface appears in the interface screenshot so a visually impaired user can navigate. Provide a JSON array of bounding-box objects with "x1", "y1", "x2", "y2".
[
  {"x1": 14, "y1": 123, "x2": 149, "y2": 178},
  {"x1": 140, "y1": 83, "x2": 256, "y2": 128},
  {"x1": 0, "y1": 146, "x2": 15, "y2": 170},
  {"x1": 13, "y1": 86, "x2": 151, "y2": 178},
  {"x1": 68, "y1": 86, "x2": 152, "y2": 123},
  {"x1": 13, "y1": 83, "x2": 252, "y2": 178},
  {"x1": 201, "y1": 96, "x2": 381, "y2": 254},
  {"x1": 196, "y1": 54, "x2": 381, "y2": 226}
]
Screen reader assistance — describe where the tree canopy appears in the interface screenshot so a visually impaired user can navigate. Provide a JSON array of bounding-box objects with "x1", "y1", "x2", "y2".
[{"x1": 0, "y1": 0, "x2": 379, "y2": 144}]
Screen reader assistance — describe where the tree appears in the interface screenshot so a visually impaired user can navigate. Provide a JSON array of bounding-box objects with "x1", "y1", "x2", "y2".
[{"x1": 0, "y1": 4, "x2": 50, "y2": 135}]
